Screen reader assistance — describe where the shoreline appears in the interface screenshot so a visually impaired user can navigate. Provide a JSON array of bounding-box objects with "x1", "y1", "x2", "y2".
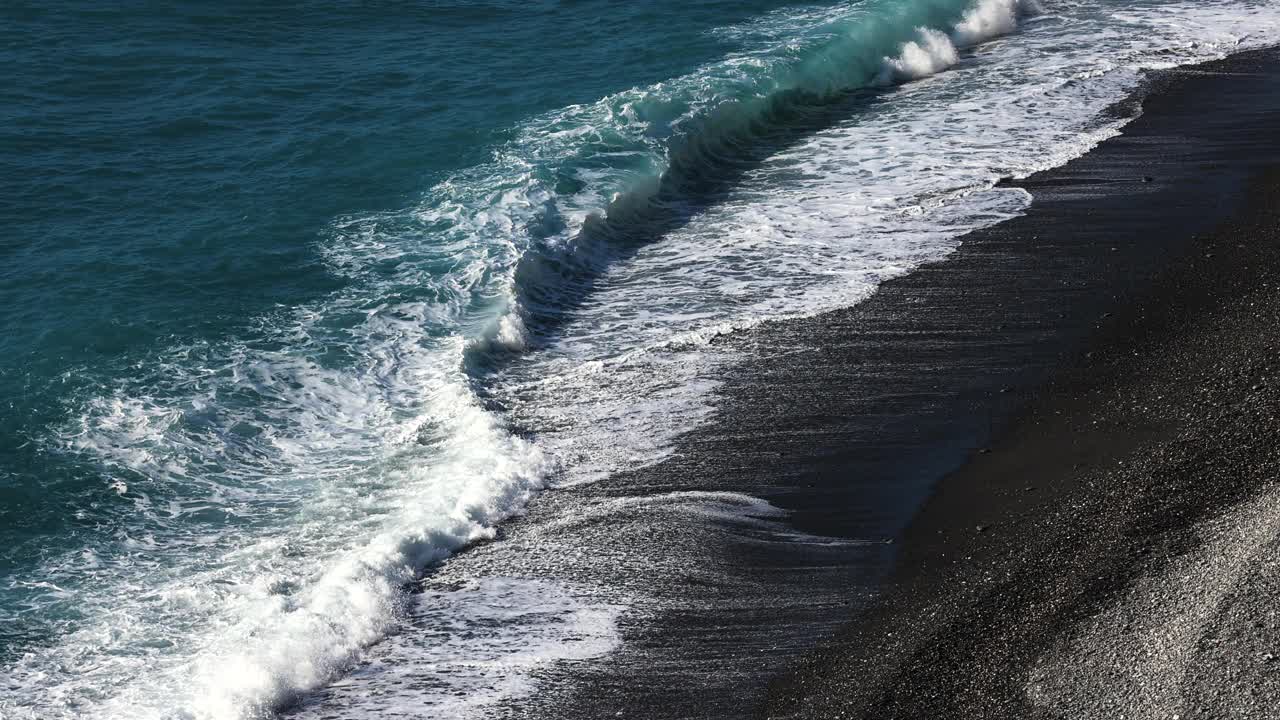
[
  {"x1": 289, "y1": 46, "x2": 1280, "y2": 719},
  {"x1": 766, "y1": 48, "x2": 1280, "y2": 717},
  {"x1": 491, "y1": 46, "x2": 1280, "y2": 718}
]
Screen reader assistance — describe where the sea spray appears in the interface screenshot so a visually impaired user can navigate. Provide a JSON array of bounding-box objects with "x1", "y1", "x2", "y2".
[{"x1": 880, "y1": 0, "x2": 1041, "y2": 82}]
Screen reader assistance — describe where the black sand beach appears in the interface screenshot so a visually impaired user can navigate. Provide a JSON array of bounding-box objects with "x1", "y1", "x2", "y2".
[
  {"x1": 295, "y1": 47, "x2": 1280, "y2": 719},
  {"x1": 768, "y1": 48, "x2": 1280, "y2": 719},
  {"x1": 510, "y1": 47, "x2": 1280, "y2": 718}
]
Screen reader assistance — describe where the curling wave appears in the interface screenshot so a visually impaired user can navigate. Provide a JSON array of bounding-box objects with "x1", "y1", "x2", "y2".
[{"x1": 480, "y1": 0, "x2": 1044, "y2": 366}]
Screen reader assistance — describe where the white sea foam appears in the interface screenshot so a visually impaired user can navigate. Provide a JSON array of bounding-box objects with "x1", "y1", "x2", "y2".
[
  {"x1": 9, "y1": 1, "x2": 1280, "y2": 718},
  {"x1": 881, "y1": 0, "x2": 1041, "y2": 83},
  {"x1": 882, "y1": 28, "x2": 961, "y2": 82},
  {"x1": 952, "y1": 0, "x2": 1039, "y2": 46},
  {"x1": 10, "y1": 320, "x2": 552, "y2": 719},
  {"x1": 179, "y1": 384, "x2": 548, "y2": 720},
  {"x1": 289, "y1": 578, "x2": 622, "y2": 719}
]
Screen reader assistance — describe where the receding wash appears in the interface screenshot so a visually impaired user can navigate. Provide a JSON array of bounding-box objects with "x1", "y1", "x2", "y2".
[{"x1": 3, "y1": 1, "x2": 1279, "y2": 718}]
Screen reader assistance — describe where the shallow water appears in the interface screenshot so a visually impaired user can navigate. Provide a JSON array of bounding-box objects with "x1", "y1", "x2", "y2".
[{"x1": 4, "y1": 1, "x2": 1280, "y2": 717}]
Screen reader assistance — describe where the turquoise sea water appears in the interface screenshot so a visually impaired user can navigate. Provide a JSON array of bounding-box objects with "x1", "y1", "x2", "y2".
[
  {"x1": 4, "y1": 1, "x2": 1280, "y2": 717},
  {"x1": 1, "y1": 0, "x2": 809, "y2": 657},
  {"x1": 1, "y1": 0, "x2": 797, "y2": 557}
]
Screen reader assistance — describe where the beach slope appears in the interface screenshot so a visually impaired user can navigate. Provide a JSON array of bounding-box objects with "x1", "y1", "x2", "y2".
[{"x1": 768, "y1": 48, "x2": 1280, "y2": 719}]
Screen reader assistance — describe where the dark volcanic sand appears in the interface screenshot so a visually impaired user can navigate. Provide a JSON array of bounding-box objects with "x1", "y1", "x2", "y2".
[
  {"x1": 292, "y1": 48, "x2": 1280, "y2": 719},
  {"x1": 766, "y1": 55, "x2": 1280, "y2": 718},
  {"x1": 512, "y1": 48, "x2": 1280, "y2": 719}
]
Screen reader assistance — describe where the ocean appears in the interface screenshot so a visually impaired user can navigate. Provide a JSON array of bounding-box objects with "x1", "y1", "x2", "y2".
[{"x1": 3, "y1": 1, "x2": 1280, "y2": 718}]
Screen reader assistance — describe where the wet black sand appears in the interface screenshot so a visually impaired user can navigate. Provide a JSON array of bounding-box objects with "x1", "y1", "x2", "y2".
[
  {"x1": 476, "y1": 47, "x2": 1280, "y2": 719},
  {"x1": 767, "y1": 52, "x2": 1280, "y2": 717},
  {"x1": 298, "y1": 47, "x2": 1280, "y2": 718}
]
